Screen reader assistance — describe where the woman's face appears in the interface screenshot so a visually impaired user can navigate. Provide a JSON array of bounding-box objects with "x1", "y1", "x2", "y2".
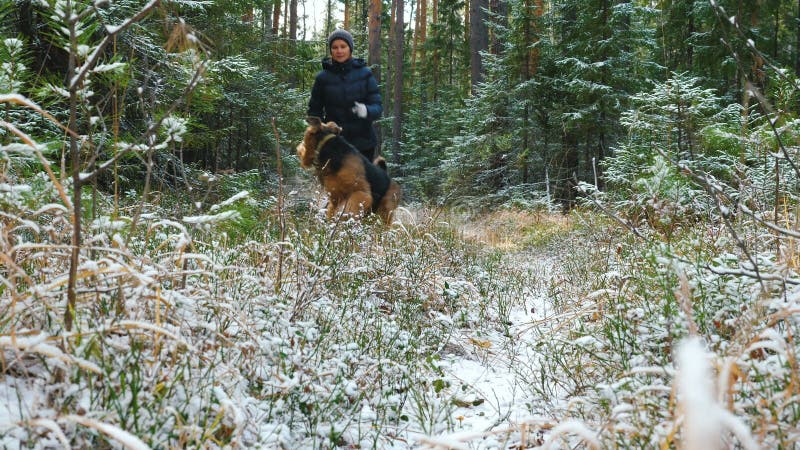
[{"x1": 330, "y1": 39, "x2": 352, "y2": 63}]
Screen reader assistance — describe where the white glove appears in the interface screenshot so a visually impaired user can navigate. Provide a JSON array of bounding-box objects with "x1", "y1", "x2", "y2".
[{"x1": 352, "y1": 102, "x2": 367, "y2": 119}]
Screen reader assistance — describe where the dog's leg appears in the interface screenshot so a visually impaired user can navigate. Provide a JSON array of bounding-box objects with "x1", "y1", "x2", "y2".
[
  {"x1": 342, "y1": 191, "x2": 373, "y2": 219},
  {"x1": 327, "y1": 196, "x2": 342, "y2": 220},
  {"x1": 376, "y1": 181, "x2": 401, "y2": 225}
]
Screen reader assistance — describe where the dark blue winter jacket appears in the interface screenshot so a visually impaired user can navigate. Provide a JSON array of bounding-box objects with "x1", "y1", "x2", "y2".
[{"x1": 307, "y1": 57, "x2": 382, "y2": 153}]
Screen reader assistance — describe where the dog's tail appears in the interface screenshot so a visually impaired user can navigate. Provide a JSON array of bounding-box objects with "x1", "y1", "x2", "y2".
[{"x1": 374, "y1": 156, "x2": 388, "y2": 172}]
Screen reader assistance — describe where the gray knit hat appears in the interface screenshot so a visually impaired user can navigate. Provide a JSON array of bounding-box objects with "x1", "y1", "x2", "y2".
[{"x1": 327, "y1": 29, "x2": 354, "y2": 52}]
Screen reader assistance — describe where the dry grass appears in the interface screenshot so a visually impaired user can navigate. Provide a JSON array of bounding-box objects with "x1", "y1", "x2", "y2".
[{"x1": 446, "y1": 209, "x2": 576, "y2": 251}]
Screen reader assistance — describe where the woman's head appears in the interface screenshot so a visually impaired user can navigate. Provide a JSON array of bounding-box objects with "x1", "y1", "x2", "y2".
[{"x1": 327, "y1": 29, "x2": 354, "y2": 63}]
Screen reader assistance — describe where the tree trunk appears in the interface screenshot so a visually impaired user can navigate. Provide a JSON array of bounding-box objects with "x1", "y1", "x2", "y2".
[
  {"x1": 597, "y1": 0, "x2": 610, "y2": 185},
  {"x1": 521, "y1": 0, "x2": 539, "y2": 182},
  {"x1": 66, "y1": 0, "x2": 80, "y2": 332},
  {"x1": 325, "y1": 0, "x2": 333, "y2": 35},
  {"x1": 301, "y1": 0, "x2": 307, "y2": 40},
  {"x1": 489, "y1": 0, "x2": 506, "y2": 55},
  {"x1": 228, "y1": 108, "x2": 234, "y2": 168},
  {"x1": 263, "y1": 6, "x2": 270, "y2": 40},
  {"x1": 282, "y1": 0, "x2": 289, "y2": 36},
  {"x1": 773, "y1": 3, "x2": 779, "y2": 58},
  {"x1": 385, "y1": 0, "x2": 396, "y2": 123},
  {"x1": 559, "y1": 130, "x2": 579, "y2": 211},
  {"x1": 272, "y1": 0, "x2": 281, "y2": 35},
  {"x1": 289, "y1": 0, "x2": 297, "y2": 48},
  {"x1": 368, "y1": 0, "x2": 382, "y2": 155},
  {"x1": 522, "y1": 103, "x2": 529, "y2": 184},
  {"x1": 432, "y1": 0, "x2": 439, "y2": 99},
  {"x1": 749, "y1": 2, "x2": 764, "y2": 88},
  {"x1": 283, "y1": 0, "x2": 298, "y2": 86},
  {"x1": 419, "y1": 0, "x2": 427, "y2": 62},
  {"x1": 344, "y1": 0, "x2": 351, "y2": 29},
  {"x1": 687, "y1": 0, "x2": 693, "y2": 69},
  {"x1": 392, "y1": 0, "x2": 404, "y2": 163},
  {"x1": 469, "y1": 0, "x2": 488, "y2": 93},
  {"x1": 368, "y1": 0, "x2": 382, "y2": 81},
  {"x1": 464, "y1": 0, "x2": 470, "y2": 36},
  {"x1": 796, "y1": 0, "x2": 800, "y2": 76},
  {"x1": 523, "y1": 0, "x2": 543, "y2": 78},
  {"x1": 412, "y1": 0, "x2": 422, "y2": 72}
]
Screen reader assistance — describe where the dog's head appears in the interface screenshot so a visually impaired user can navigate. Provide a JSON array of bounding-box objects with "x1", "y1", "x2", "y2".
[{"x1": 296, "y1": 116, "x2": 342, "y2": 169}]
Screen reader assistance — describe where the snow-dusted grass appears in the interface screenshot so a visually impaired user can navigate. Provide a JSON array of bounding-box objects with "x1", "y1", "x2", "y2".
[
  {"x1": 3, "y1": 168, "x2": 800, "y2": 448},
  {"x1": 0, "y1": 172, "x2": 542, "y2": 448},
  {"x1": 505, "y1": 213, "x2": 800, "y2": 449}
]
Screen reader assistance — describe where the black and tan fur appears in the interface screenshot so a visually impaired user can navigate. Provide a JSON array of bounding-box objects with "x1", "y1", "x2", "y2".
[{"x1": 296, "y1": 117, "x2": 401, "y2": 224}]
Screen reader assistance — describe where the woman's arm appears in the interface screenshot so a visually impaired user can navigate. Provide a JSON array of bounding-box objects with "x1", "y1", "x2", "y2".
[
  {"x1": 363, "y1": 72, "x2": 382, "y2": 120},
  {"x1": 307, "y1": 76, "x2": 325, "y2": 119}
]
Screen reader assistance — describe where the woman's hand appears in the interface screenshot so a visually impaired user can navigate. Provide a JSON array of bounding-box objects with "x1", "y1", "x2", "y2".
[{"x1": 352, "y1": 102, "x2": 367, "y2": 119}]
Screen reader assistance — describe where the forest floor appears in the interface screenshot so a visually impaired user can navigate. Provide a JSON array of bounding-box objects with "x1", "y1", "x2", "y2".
[
  {"x1": 416, "y1": 261, "x2": 557, "y2": 448},
  {"x1": 398, "y1": 210, "x2": 572, "y2": 448},
  {"x1": 4, "y1": 187, "x2": 792, "y2": 448}
]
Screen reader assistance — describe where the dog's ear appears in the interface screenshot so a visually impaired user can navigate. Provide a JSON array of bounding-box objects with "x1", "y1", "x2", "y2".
[{"x1": 306, "y1": 116, "x2": 322, "y2": 128}]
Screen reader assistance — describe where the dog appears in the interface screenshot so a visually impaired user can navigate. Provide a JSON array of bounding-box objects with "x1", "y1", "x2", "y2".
[{"x1": 296, "y1": 117, "x2": 401, "y2": 224}]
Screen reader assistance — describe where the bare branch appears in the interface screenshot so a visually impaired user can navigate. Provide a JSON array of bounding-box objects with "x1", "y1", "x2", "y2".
[
  {"x1": 78, "y1": 61, "x2": 207, "y2": 185},
  {"x1": 706, "y1": 265, "x2": 800, "y2": 285},
  {"x1": 69, "y1": 0, "x2": 161, "y2": 90},
  {"x1": 738, "y1": 203, "x2": 800, "y2": 240},
  {"x1": 574, "y1": 178, "x2": 645, "y2": 239}
]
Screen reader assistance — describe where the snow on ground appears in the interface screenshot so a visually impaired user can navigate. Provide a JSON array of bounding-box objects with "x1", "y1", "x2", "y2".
[
  {"x1": 416, "y1": 253, "x2": 560, "y2": 448},
  {"x1": 0, "y1": 377, "x2": 56, "y2": 448}
]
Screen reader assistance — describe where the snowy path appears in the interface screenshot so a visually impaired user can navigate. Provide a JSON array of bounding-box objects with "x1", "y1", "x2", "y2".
[{"x1": 418, "y1": 252, "x2": 560, "y2": 449}]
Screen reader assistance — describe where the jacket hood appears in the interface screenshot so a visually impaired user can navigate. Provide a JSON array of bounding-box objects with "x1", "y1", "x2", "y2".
[{"x1": 321, "y1": 57, "x2": 367, "y2": 72}]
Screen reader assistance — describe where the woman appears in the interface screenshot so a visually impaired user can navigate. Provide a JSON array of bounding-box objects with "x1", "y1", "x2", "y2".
[{"x1": 307, "y1": 29, "x2": 382, "y2": 162}]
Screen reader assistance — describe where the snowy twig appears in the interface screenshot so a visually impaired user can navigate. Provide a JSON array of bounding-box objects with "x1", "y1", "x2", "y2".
[
  {"x1": 708, "y1": 1, "x2": 800, "y2": 182},
  {"x1": 273, "y1": 117, "x2": 286, "y2": 295},
  {"x1": 69, "y1": 0, "x2": 161, "y2": 90},
  {"x1": 573, "y1": 177, "x2": 644, "y2": 239},
  {"x1": 706, "y1": 265, "x2": 800, "y2": 285},
  {"x1": 654, "y1": 149, "x2": 768, "y2": 292}
]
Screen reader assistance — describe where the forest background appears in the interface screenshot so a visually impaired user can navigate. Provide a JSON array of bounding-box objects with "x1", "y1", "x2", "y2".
[
  {"x1": 3, "y1": 0, "x2": 800, "y2": 448},
  {"x1": 4, "y1": 0, "x2": 799, "y2": 210}
]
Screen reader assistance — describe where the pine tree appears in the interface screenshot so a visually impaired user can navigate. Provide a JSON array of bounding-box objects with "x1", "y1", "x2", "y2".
[{"x1": 548, "y1": 0, "x2": 657, "y2": 206}]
